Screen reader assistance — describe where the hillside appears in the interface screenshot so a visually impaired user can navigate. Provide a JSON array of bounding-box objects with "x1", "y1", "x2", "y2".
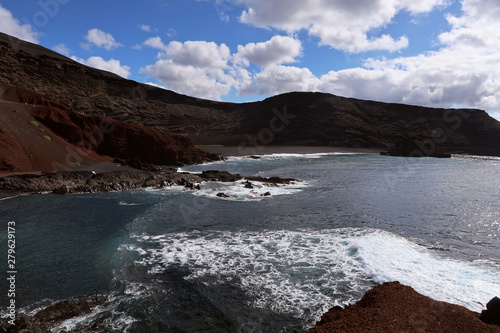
[
  {"x1": 0, "y1": 83, "x2": 218, "y2": 173},
  {"x1": 1, "y1": 32, "x2": 500, "y2": 155}
]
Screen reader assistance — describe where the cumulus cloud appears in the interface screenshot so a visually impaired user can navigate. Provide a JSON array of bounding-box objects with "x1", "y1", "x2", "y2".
[
  {"x1": 0, "y1": 4, "x2": 38, "y2": 43},
  {"x1": 142, "y1": 60, "x2": 234, "y2": 100},
  {"x1": 141, "y1": 37, "x2": 234, "y2": 100},
  {"x1": 81, "y1": 28, "x2": 123, "y2": 51},
  {"x1": 240, "y1": 65, "x2": 319, "y2": 96},
  {"x1": 235, "y1": 35, "x2": 302, "y2": 67},
  {"x1": 72, "y1": 56, "x2": 131, "y2": 78},
  {"x1": 235, "y1": 0, "x2": 447, "y2": 52}
]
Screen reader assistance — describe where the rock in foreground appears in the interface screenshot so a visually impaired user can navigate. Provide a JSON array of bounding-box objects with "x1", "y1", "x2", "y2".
[{"x1": 303, "y1": 282, "x2": 500, "y2": 333}]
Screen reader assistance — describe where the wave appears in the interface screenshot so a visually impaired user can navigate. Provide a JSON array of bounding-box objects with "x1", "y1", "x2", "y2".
[{"x1": 126, "y1": 228, "x2": 499, "y2": 320}]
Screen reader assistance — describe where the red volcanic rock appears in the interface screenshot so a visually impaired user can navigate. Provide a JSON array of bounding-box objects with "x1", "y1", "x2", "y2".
[
  {"x1": 303, "y1": 282, "x2": 500, "y2": 333},
  {"x1": 0, "y1": 83, "x2": 217, "y2": 173},
  {"x1": 31, "y1": 104, "x2": 216, "y2": 166}
]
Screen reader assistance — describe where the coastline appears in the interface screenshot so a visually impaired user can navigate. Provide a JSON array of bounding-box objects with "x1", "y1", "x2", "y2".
[
  {"x1": 0, "y1": 146, "x2": 375, "y2": 197},
  {"x1": 200, "y1": 145, "x2": 381, "y2": 157},
  {"x1": 2, "y1": 282, "x2": 498, "y2": 332}
]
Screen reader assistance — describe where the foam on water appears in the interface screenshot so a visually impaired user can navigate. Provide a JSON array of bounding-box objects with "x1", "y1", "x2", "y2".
[
  {"x1": 130, "y1": 228, "x2": 370, "y2": 319},
  {"x1": 352, "y1": 231, "x2": 500, "y2": 312},
  {"x1": 125, "y1": 228, "x2": 500, "y2": 321},
  {"x1": 226, "y1": 152, "x2": 355, "y2": 161},
  {"x1": 191, "y1": 179, "x2": 308, "y2": 201}
]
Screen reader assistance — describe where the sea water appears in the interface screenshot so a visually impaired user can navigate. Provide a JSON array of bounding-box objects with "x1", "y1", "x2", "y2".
[{"x1": 0, "y1": 153, "x2": 499, "y2": 332}]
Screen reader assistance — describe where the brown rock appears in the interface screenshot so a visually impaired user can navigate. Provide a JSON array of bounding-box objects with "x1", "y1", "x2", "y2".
[{"x1": 303, "y1": 282, "x2": 500, "y2": 333}]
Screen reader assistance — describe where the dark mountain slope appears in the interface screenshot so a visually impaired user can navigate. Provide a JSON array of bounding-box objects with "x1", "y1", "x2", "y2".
[{"x1": 1, "y1": 32, "x2": 499, "y2": 155}]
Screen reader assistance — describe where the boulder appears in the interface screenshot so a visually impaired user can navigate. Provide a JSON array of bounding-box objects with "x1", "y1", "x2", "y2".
[{"x1": 480, "y1": 297, "x2": 500, "y2": 326}]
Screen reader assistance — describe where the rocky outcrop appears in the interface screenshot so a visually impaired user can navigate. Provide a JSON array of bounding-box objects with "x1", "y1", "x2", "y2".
[
  {"x1": 0, "y1": 298, "x2": 106, "y2": 333},
  {"x1": 0, "y1": 83, "x2": 219, "y2": 172},
  {"x1": 480, "y1": 297, "x2": 500, "y2": 326},
  {"x1": 302, "y1": 282, "x2": 500, "y2": 333},
  {"x1": 0, "y1": 169, "x2": 298, "y2": 195},
  {"x1": 1, "y1": 32, "x2": 500, "y2": 156}
]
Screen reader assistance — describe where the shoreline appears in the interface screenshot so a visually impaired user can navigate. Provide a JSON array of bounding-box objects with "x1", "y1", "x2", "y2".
[
  {"x1": 199, "y1": 145, "x2": 381, "y2": 157},
  {"x1": 2, "y1": 282, "x2": 498, "y2": 332},
  {"x1": 0, "y1": 167, "x2": 298, "y2": 198}
]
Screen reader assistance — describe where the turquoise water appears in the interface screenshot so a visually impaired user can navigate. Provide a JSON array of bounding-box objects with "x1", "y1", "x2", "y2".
[{"x1": 1, "y1": 153, "x2": 499, "y2": 332}]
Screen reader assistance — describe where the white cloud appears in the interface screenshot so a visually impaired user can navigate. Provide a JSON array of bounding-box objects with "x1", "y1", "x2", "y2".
[
  {"x1": 142, "y1": 60, "x2": 234, "y2": 100},
  {"x1": 240, "y1": 65, "x2": 319, "y2": 96},
  {"x1": 164, "y1": 40, "x2": 231, "y2": 69},
  {"x1": 72, "y1": 56, "x2": 131, "y2": 78},
  {"x1": 144, "y1": 36, "x2": 166, "y2": 50},
  {"x1": 53, "y1": 44, "x2": 70, "y2": 56},
  {"x1": 141, "y1": 37, "x2": 236, "y2": 99},
  {"x1": 235, "y1": 0, "x2": 447, "y2": 52},
  {"x1": 139, "y1": 24, "x2": 151, "y2": 32},
  {"x1": 81, "y1": 28, "x2": 123, "y2": 51},
  {"x1": 235, "y1": 35, "x2": 302, "y2": 67},
  {"x1": 0, "y1": 4, "x2": 38, "y2": 43}
]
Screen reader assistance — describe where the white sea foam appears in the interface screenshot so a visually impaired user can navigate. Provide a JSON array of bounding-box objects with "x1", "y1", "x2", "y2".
[
  {"x1": 191, "y1": 179, "x2": 308, "y2": 201},
  {"x1": 126, "y1": 228, "x2": 500, "y2": 320},
  {"x1": 132, "y1": 229, "x2": 368, "y2": 319},
  {"x1": 352, "y1": 231, "x2": 500, "y2": 312},
  {"x1": 118, "y1": 201, "x2": 142, "y2": 206},
  {"x1": 226, "y1": 152, "x2": 354, "y2": 161}
]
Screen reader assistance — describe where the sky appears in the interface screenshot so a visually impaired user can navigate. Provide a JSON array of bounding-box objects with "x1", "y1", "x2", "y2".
[{"x1": 1, "y1": 0, "x2": 500, "y2": 121}]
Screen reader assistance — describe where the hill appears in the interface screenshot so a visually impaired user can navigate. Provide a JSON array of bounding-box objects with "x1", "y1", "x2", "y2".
[
  {"x1": 0, "y1": 83, "x2": 217, "y2": 173},
  {"x1": 1, "y1": 32, "x2": 500, "y2": 156}
]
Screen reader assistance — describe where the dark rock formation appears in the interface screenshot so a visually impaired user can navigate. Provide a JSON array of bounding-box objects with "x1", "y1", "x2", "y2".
[
  {"x1": 381, "y1": 135, "x2": 452, "y2": 158},
  {"x1": 302, "y1": 282, "x2": 500, "y2": 333},
  {"x1": 0, "y1": 168, "x2": 298, "y2": 195},
  {"x1": 200, "y1": 170, "x2": 243, "y2": 182},
  {"x1": 0, "y1": 298, "x2": 106, "y2": 333},
  {"x1": 1, "y1": 32, "x2": 500, "y2": 156},
  {"x1": 480, "y1": 297, "x2": 500, "y2": 326}
]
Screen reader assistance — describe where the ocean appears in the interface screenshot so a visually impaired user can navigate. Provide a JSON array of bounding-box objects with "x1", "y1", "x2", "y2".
[{"x1": 1, "y1": 153, "x2": 499, "y2": 332}]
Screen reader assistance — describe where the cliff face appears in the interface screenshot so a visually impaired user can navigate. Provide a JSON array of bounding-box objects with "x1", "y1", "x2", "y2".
[
  {"x1": 1, "y1": 32, "x2": 500, "y2": 155},
  {"x1": 0, "y1": 83, "x2": 217, "y2": 173}
]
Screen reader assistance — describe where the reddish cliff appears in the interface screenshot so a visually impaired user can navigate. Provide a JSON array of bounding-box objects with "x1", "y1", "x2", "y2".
[{"x1": 0, "y1": 83, "x2": 218, "y2": 173}]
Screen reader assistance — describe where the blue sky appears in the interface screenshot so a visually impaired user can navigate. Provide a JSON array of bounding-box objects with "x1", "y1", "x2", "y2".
[{"x1": 1, "y1": 0, "x2": 500, "y2": 120}]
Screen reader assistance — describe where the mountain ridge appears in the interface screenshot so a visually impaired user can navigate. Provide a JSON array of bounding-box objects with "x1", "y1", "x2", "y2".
[{"x1": 1, "y1": 32, "x2": 499, "y2": 155}]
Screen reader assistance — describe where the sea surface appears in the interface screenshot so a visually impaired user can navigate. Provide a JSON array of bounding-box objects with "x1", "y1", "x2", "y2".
[{"x1": 1, "y1": 153, "x2": 499, "y2": 332}]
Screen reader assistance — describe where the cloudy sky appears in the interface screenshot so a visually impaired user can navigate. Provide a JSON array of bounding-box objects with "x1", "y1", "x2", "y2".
[{"x1": 1, "y1": 0, "x2": 500, "y2": 120}]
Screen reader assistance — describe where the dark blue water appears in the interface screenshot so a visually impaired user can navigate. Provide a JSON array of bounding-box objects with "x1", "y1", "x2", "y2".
[{"x1": 1, "y1": 153, "x2": 499, "y2": 332}]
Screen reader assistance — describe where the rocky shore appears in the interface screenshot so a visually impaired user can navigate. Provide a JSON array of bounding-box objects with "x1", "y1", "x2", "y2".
[
  {"x1": 2, "y1": 282, "x2": 498, "y2": 333},
  {"x1": 302, "y1": 282, "x2": 500, "y2": 333},
  {"x1": 0, "y1": 168, "x2": 297, "y2": 196}
]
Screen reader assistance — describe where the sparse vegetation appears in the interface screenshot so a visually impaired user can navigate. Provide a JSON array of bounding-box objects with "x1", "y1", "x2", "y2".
[
  {"x1": 29, "y1": 120, "x2": 39, "y2": 126},
  {"x1": 38, "y1": 128, "x2": 46, "y2": 132},
  {"x1": 42, "y1": 135, "x2": 51, "y2": 141}
]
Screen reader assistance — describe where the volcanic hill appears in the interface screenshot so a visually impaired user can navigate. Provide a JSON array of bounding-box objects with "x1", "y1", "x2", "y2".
[{"x1": 1, "y1": 32, "x2": 500, "y2": 156}]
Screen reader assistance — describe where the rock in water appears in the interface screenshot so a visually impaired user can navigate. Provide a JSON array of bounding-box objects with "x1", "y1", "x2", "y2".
[{"x1": 480, "y1": 297, "x2": 500, "y2": 326}]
